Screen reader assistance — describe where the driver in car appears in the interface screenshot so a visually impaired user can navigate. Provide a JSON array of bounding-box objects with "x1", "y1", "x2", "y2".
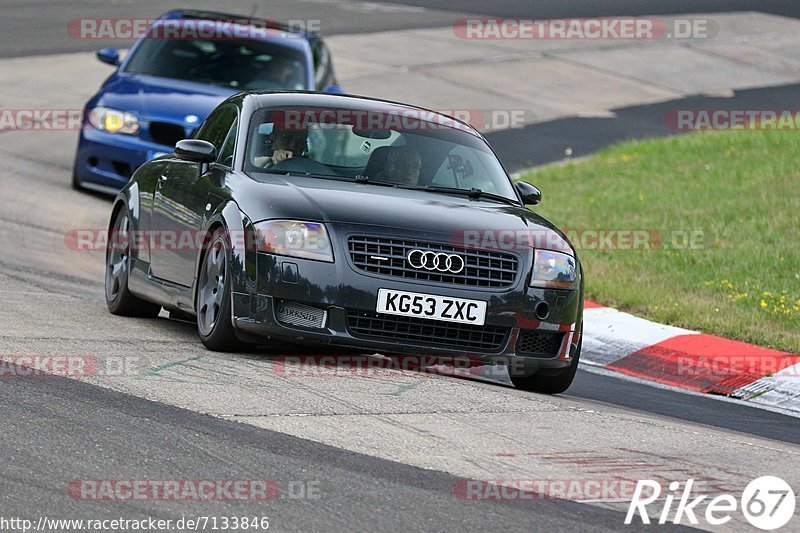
[
  {"x1": 254, "y1": 125, "x2": 308, "y2": 167},
  {"x1": 381, "y1": 146, "x2": 422, "y2": 186},
  {"x1": 268, "y1": 56, "x2": 303, "y2": 89}
]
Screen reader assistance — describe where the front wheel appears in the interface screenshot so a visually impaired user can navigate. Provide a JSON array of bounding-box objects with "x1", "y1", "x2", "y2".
[
  {"x1": 196, "y1": 229, "x2": 247, "y2": 352},
  {"x1": 509, "y1": 328, "x2": 582, "y2": 394},
  {"x1": 105, "y1": 207, "x2": 161, "y2": 317}
]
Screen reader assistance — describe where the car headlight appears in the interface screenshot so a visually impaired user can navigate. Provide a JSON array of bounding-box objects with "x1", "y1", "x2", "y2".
[
  {"x1": 530, "y1": 250, "x2": 578, "y2": 288},
  {"x1": 254, "y1": 220, "x2": 334, "y2": 262},
  {"x1": 88, "y1": 106, "x2": 139, "y2": 134}
]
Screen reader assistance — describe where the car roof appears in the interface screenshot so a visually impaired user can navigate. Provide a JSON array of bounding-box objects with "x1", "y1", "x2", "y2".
[
  {"x1": 239, "y1": 91, "x2": 482, "y2": 137},
  {"x1": 144, "y1": 18, "x2": 312, "y2": 54},
  {"x1": 158, "y1": 9, "x2": 315, "y2": 40}
]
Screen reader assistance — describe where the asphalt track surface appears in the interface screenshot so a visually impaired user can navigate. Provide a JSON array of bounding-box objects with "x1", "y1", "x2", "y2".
[
  {"x1": 567, "y1": 370, "x2": 800, "y2": 446},
  {"x1": 488, "y1": 82, "x2": 800, "y2": 169},
  {"x1": 1, "y1": 366, "x2": 640, "y2": 532},
  {"x1": 2, "y1": 1, "x2": 800, "y2": 530},
  {"x1": 4, "y1": 0, "x2": 799, "y2": 59},
  {"x1": 0, "y1": 0, "x2": 478, "y2": 58},
  {"x1": 379, "y1": 0, "x2": 800, "y2": 19}
]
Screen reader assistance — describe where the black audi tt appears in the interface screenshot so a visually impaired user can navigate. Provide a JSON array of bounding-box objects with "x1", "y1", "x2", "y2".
[{"x1": 105, "y1": 91, "x2": 584, "y2": 393}]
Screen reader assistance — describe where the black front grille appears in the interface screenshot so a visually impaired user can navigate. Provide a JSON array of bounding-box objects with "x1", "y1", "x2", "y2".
[
  {"x1": 148, "y1": 121, "x2": 187, "y2": 147},
  {"x1": 346, "y1": 310, "x2": 509, "y2": 352},
  {"x1": 516, "y1": 330, "x2": 564, "y2": 356},
  {"x1": 348, "y1": 236, "x2": 519, "y2": 288}
]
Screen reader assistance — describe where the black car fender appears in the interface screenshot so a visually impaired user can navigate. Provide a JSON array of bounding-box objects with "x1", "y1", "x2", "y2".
[
  {"x1": 191, "y1": 200, "x2": 254, "y2": 308},
  {"x1": 108, "y1": 181, "x2": 142, "y2": 262}
]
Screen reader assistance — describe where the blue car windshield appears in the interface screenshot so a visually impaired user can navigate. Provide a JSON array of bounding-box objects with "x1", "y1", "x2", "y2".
[{"x1": 123, "y1": 34, "x2": 308, "y2": 90}]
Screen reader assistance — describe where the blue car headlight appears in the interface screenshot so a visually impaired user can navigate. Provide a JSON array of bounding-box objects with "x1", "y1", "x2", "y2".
[
  {"x1": 530, "y1": 250, "x2": 578, "y2": 289},
  {"x1": 88, "y1": 106, "x2": 139, "y2": 135},
  {"x1": 254, "y1": 220, "x2": 334, "y2": 263}
]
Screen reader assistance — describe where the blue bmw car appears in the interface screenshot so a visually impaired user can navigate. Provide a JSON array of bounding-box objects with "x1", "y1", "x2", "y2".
[{"x1": 73, "y1": 9, "x2": 342, "y2": 193}]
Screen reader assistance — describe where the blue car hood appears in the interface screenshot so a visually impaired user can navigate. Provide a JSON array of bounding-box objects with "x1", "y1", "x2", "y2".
[{"x1": 95, "y1": 73, "x2": 238, "y2": 124}]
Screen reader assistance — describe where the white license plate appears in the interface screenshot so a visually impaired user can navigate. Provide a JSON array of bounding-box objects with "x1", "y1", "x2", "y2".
[{"x1": 376, "y1": 289, "x2": 487, "y2": 326}]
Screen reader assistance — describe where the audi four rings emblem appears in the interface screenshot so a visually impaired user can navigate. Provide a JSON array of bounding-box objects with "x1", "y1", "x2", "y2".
[{"x1": 406, "y1": 250, "x2": 465, "y2": 274}]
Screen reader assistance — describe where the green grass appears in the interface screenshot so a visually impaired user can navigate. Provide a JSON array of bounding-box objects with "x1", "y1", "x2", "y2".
[{"x1": 518, "y1": 129, "x2": 800, "y2": 353}]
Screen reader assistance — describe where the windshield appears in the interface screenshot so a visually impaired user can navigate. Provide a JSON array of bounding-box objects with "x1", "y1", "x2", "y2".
[
  {"x1": 245, "y1": 106, "x2": 518, "y2": 200},
  {"x1": 123, "y1": 32, "x2": 308, "y2": 90}
]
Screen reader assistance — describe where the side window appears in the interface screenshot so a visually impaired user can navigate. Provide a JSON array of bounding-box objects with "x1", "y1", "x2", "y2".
[
  {"x1": 216, "y1": 118, "x2": 238, "y2": 167},
  {"x1": 194, "y1": 106, "x2": 237, "y2": 155}
]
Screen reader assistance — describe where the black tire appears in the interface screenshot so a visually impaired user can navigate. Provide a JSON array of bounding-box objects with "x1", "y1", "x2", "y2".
[
  {"x1": 105, "y1": 206, "x2": 161, "y2": 317},
  {"x1": 196, "y1": 229, "x2": 246, "y2": 352},
  {"x1": 509, "y1": 328, "x2": 582, "y2": 394}
]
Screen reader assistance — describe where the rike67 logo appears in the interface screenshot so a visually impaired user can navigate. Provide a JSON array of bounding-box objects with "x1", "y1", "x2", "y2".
[{"x1": 626, "y1": 476, "x2": 795, "y2": 530}]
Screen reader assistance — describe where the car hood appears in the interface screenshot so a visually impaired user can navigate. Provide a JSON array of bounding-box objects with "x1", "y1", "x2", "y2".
[
  {"x1": 236, "y1": 175, "x2": 573, "y2": 254},
  {"x1": 95, "y1": 73, "x2": 237, "y2": 123}
]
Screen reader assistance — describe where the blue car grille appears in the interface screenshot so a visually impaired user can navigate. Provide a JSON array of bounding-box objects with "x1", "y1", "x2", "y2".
[{"x1": 148, "y1": 121, "x2": 189, "y2": 148}]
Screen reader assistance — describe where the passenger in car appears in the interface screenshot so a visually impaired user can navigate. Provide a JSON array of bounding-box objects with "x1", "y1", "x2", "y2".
[{"x1": 381, "y1": 146, "x2": 422, "y2": 186}]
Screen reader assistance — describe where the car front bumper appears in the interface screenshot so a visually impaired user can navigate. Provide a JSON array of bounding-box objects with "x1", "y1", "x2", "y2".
[
  {"x1": 73, "y1": 127, "x2": 171, "y2": 192},
  {"x1": 231, "y1": 232, "x2": 583, "y2": 371}
]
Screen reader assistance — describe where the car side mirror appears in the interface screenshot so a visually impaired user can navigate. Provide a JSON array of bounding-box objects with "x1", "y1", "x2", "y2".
[
  {"x1": 174, "y1": 139, "x2": 217, "y2": 164},
  {"x1": 515, "y1": 181, "x2": 542, "y2": 205},
  {"x1": 96, "y1": 47, "x2": 121, "y2": 66}
]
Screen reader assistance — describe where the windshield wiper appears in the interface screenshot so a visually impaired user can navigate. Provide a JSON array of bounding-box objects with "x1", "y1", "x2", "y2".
[
  {"x1": 267, "y1": 169, "x2": 339, "y2": 181},
  {"x1": 262, "y1": 172, "x2": 519, "y2": 205},
  {"x1": 353, "y1": 175, "x2": 400, "y2": 187},
  {"x1": 410, "y1": 186, "x2": 521, "y2": 206},
  {"x1": 266, "y1": 170, "x2": 399, "y2": 187}
]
